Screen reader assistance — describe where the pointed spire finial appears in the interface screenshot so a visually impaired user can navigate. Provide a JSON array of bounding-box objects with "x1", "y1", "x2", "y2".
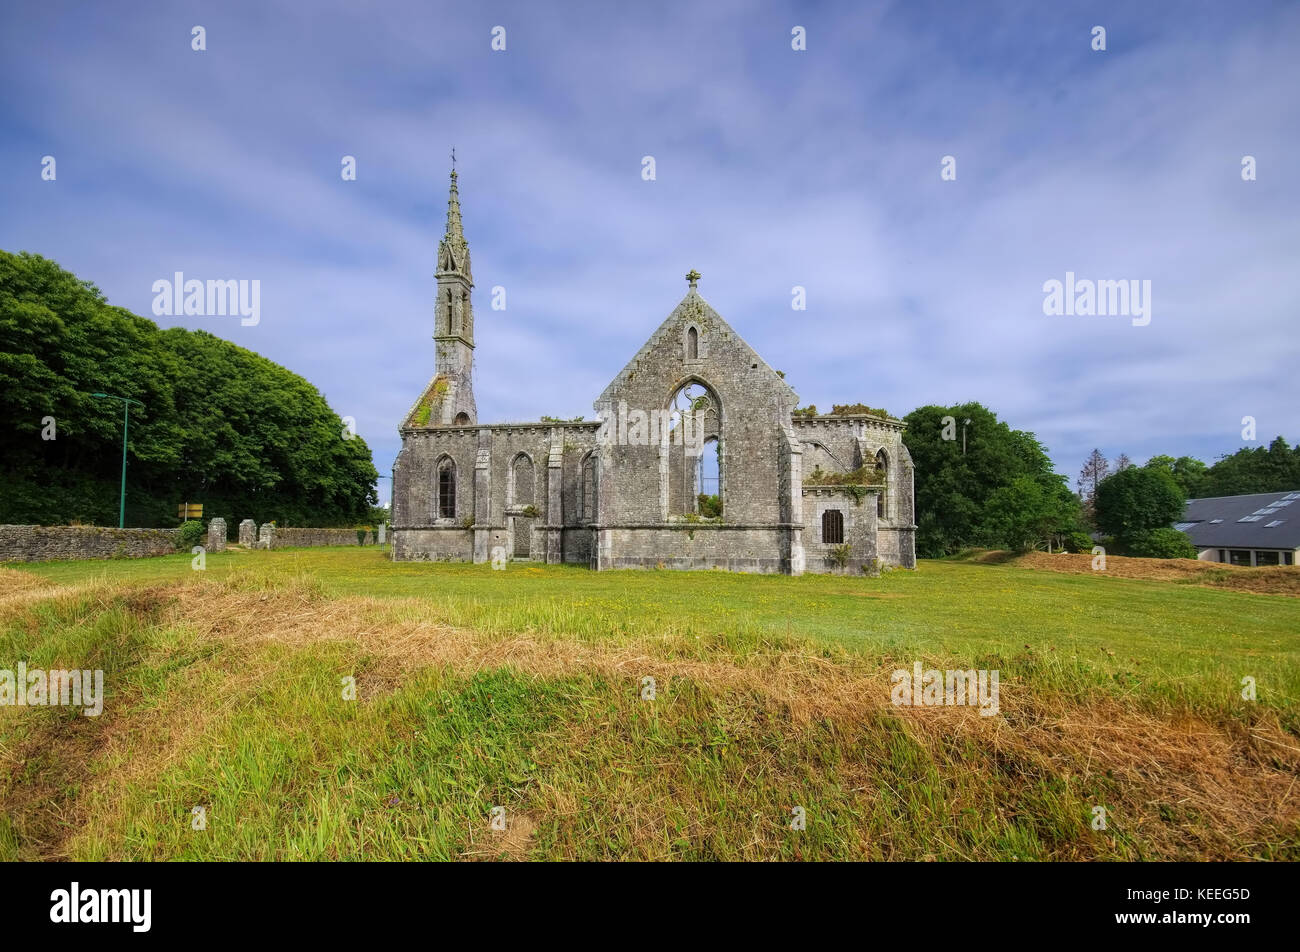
[
  {"x1": 438, "y1": 154, "x2": 471, "y2": 280},
  {"x1": 686, "y1": 269, "x2": 701, "y2": 291},
  {"x1": 444, "y1": 161, "x2": 463, "y2": 240}
]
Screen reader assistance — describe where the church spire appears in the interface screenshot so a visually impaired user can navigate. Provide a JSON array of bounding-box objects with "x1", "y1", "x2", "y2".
[
  {"x1": 431, "y1": 154, "x2": 477, "y2": 426},
  {"x1": 438, "y1": 161, "x2": 472, "y2": 282},
  {"x1": 445, "y1": 168, "x2": 463, "y2": 239}
]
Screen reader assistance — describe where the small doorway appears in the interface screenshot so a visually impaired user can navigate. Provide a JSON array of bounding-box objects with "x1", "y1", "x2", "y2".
[{"x1": 512, "y1": 517, "x2": 531, "y2": 559}]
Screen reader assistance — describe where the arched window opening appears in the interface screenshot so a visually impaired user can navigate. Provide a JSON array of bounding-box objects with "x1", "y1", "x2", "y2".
[
  {"x1": 686, "y1": 326, "x2": 699, "y2": 360},
  {"x1": 875, "y1": 449, "x2": 888, "y2": 474},
  {"x1": 581, "y1": 454, "x2": 597, "y2": 522},
  {"x1": 511, "y1": 454, "x2": 535, "y2": 508},
  {"x1": 822, "y1": 509, "x2": 844, "y2": 544},
  {"x1": 454, "y1": 412, "x2": 470, "y2": 425},
  {"x1": 437, "y1": 458, "x2": 456, "y2": 519},
  {"x1": 666, "y1": 380, "x2": 721, "y2": 517},
  {"x1": 697, "y1": 437, "x2": 721, "y2": 516}
]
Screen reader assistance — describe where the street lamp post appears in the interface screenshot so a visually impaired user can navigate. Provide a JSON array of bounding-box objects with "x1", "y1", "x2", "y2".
[{"x1": 92, "y1": 392, "x2": 145, "y2": 528}]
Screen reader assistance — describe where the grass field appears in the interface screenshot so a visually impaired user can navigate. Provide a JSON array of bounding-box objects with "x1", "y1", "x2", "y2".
[{"x1": 2, "y1": 547, "x2": 1297, "y2": 860}]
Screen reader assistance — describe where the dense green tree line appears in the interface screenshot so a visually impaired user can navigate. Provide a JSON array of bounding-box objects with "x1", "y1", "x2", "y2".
[
  {"x1": 0, "y1": 251, "x2": 377, "y2": 527},
  {"x1": 903, "y1": 403, "x2": 1083, "y2": 557},
  {"x1": 1083, "y1": 440, "x2": 1300, "y2": 506}
]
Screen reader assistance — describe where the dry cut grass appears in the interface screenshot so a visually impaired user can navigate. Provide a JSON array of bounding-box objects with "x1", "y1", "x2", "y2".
[{"x1": 1, "y1": 565, "x2": 1296, "y2": 861}]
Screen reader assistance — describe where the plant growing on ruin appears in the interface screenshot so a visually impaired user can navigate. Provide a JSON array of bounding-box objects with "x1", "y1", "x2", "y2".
[
  {"x1": 830, "y1": 403, "x2": 890, "y2": 418},
  {"x1": 697, "y1": 493, "x2": 722, "y2": 518},
  {"x1": 831, "y1": 542, "x2": 852, "y2": 569},
  {"x1": 804, "y1": 465, "x2": 884, "y2": 489}
]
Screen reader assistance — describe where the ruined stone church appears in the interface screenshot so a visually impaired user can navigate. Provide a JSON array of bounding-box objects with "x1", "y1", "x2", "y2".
[{"x1": 391, "y1": 169, "x2": 916, "y2": 573}]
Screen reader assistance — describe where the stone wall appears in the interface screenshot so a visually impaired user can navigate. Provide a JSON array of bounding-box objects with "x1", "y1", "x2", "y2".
[
  {"x1": 271, "y1": 527, "x2": 371, "y2": 549},
  {"x1": 800, "y1": 488, "x2": 880, "y2": 574},
  {"x1": 596, "y1": 525, "x2": 791, "y2": 573},
  {"x1": 0, "y1": 525, "x2": 180, "y2": 563}
]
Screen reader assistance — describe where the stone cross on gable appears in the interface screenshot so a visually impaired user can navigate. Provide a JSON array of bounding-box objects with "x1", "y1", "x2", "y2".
[{"x1": 686, "y1": 269, "x2": 701, "y2": 290}]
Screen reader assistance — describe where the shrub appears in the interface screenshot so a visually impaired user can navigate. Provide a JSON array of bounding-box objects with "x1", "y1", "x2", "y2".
[
  {"x1": 830, "y1": 403, "x2": 890, "y2": 419},
  {"x1": 177, "y1": 520, "x2": 204, "y2": 550},
  {"x1": 1063, "y1": 531, "x2": 1097, "y2": 554},
  {"x1": 1123, "y1": 528, "x2": 1197, "y2": 559},
  {"x1": 831, "y1": 543, "x2": 852, "y2": 569}
]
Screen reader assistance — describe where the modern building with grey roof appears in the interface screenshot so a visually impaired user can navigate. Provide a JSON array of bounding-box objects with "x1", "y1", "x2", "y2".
[{"x1": 1175, "y1": 491, "x2": 1300, "y2": 566}]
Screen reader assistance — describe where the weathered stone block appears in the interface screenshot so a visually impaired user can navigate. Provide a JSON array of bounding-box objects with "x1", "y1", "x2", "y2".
[{"x1": 207, "y1": 517, "x2": 227, "y2": 553}]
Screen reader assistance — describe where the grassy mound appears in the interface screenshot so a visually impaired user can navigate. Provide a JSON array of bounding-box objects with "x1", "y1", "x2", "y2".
[{"x1": 1, "y1": 552, "x2": 1297, "y2": 860}]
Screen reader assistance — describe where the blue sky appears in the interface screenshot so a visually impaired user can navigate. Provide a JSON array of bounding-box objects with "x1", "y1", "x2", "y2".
[{"x1": 2, "y1": 0, "x2": 1297, "y2": 505}]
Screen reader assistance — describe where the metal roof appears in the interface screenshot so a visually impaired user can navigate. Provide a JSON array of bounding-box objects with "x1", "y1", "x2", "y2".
[{"x1": 1177, "y1": 491, "x2": 1300, "y2": 550}]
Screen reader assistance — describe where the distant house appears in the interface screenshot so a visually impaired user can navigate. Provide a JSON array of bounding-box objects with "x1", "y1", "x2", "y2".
[{"x1": 1175, "y1": 492, "x2": 1300, "y2": 566}]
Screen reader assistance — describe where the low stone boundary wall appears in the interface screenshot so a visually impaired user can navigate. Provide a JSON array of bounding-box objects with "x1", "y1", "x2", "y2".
[
  {"x1": 270, "y1": 527, "x2": 372, "y2": 549},
  {"x1": 1, "y1": 522, "x2": 383, "y2": 563},
  {"x1": 0, "y1": 525, "x2": 181, "y2": 563}
]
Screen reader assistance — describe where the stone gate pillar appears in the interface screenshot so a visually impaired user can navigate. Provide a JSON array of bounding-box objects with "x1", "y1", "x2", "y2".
[
  {"x1": 207, "y1": 517, "x2": 227, "y2": 553},
  {"x1": 238, "y1": 519, "x2": 256, "y2": 547}
]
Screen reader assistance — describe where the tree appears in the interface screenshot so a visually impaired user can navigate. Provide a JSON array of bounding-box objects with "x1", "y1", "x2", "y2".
[
  {"x1": 982, "y1": 474, "x2": 1080, "y2": 552},
  {"x1": 1144, "y1": 454, "x2": 1208, "y2": 499},
  {"x1": 1093, "y1": 466, "x2": 1186, "y2": 547},
  {"x1": 1200, "y1": 437, "x2": 1300, "y2": 497},
  {"x1": 0, "y1": 251, "x2": 378, "y2": 526},
  {"x1": 903, "y1": 402, "x2": 1082, "y2": 556},
  {"x1": 1114, "y1": 453, "x2": 1133, "y2": 472},
  {"x1": 1077, "y1": 448, "x2": 1109, "y2": 526}
]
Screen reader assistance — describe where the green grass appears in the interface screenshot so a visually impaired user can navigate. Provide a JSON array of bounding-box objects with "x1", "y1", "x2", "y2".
[
  {"x1": 3, "y1": 548, "x2": 1298, "y2": 860},
  {"x1": 20, "y1": 547, "x2": 1300, "y2": 712}
]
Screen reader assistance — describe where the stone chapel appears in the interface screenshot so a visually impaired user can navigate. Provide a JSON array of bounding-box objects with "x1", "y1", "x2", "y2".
[{"x1": 391, "y1": 169, "x2": 916, "y2": 573}]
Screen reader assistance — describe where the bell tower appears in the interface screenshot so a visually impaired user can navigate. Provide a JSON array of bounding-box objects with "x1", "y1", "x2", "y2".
[{"x1": 433, "y1": 160, "x2": 477, "y2": 424}]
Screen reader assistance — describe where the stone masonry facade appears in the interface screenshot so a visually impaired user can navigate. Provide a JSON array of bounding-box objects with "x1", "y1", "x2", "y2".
[{"x1": 391, "y1": 169, "x2": 916, "y2": 574}]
